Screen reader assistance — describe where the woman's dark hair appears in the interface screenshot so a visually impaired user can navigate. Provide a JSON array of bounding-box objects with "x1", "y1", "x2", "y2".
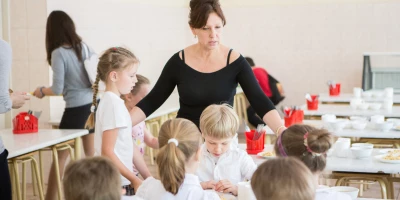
[
  {"x1": 245, "y1": 57, "x2": 255, "y2": 67},
  {"x1": 46, "y1": 10, "x2": 82, "y2": 65},
  {"x1": 189, "y1": 0, "x2": 226, "y2": 28}
]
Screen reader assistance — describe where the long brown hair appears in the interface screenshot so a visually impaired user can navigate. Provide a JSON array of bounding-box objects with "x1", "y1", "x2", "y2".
[
  {"x1": 85, "y1": 47, "x2": 139, "y2": 130},
  {"x1": 251, "y1": 157, "x2": 316, "y2": 200},
  {"x1": 63, "y1": 157, "x2": 121, "y2": 200},
  {"x1": 46, "y1": 10, "x2": 82, "y2": 65},
  {"x1": 156, "y1": 119, "x2": 202, "y2": 195},
  {"x1": 189, "y1": 0, "x2": 226, "y2": 28},
  {"x1": 274, "y1": 124, "x2": 333, "y2": 173}
]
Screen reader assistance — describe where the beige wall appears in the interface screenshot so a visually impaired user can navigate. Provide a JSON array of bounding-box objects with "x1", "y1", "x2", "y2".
[{"x1": 9, "y1": 0, "x2": 50, "y2": 129}]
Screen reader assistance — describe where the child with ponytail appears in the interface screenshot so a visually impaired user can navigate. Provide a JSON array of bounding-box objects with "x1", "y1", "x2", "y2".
[
  {"x1": 135, "y1": 118, "x2": 220, "y2": 200},
  {"x1": 85, "y1": 47, "x2": 143, "y2": 195},
  {"x1": 275, "y1": 124, "x2": 352, "y2": 200}
]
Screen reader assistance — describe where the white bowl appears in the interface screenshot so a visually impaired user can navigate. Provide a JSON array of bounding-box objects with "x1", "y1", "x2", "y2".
[
  {"x1": 329, "y1": 119, "x2": 348, "y2": 131},
  {"x1": 351, "y1": 121, "x2": 367, "y2": 130},
  {"x1": 330, "y1": 186, "x2": 359, "y2": 199},
  {"x1": 375, "y1": 122, "x2": 394, "y2": 132},
  {"x1": 372, "y1": 92, "x2": 384, "y2": 98},
  {"x1": 368, "y1": 103, "x2": 382, "y2": 110},
  {"x1": 351, "y1": 143, "x2": 373, "y2": 149},
  {"x1": 349, "y1": 116, "x2": 367, "y2": 121},
  {"x1": 322, "y1": 114, "x2": 336, "y2": 122},
  {"x1": 351, "y1": 147, "x2": 373, "y2": 159},
  {"x1": 357, "y1": 103, "x2": 369, "y2": 110},
  {"x1": 362, "y1": 92, "x2": 372, "y2": 98}
]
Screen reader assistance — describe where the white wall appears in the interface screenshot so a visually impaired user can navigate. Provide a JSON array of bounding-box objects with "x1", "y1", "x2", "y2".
[{"x1": 40, "y1": 0, "x2": 400, "y2": 120}]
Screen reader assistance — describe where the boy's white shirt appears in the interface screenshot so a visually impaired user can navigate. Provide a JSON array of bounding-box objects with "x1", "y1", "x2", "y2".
[
  {"x1": 196, "y1": 142, "x2": 257, "y2": 185},
  {"x1": 94, "y1": 91, "x2": 134, "y2": 186},
  {"x1": 136, "y1": 174, "x2": 220, "y2": 200},
  {"x1": 315, "y1": 185, "x2": 352, "y2": 200}
]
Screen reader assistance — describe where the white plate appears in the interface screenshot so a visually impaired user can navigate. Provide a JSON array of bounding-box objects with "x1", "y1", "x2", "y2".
[
  {"x1": 393, "y1": 126, "x2": 400, "y2": 131},
  {"x1": 378, "y1": 149, "x2": 396, "y2": 154},
  {"x1": 257, "y1": 151, "x2": 276, "y2": 159},
  {"x1": 374, "y1": 154, "x2": 400, "y2": 164}
]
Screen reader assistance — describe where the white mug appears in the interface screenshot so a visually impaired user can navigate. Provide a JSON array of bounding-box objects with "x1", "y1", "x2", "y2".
[
  {"x1": 350, "y1": 98, "x2": 363, "y2": 110},
  {"x1": 384, "y1": 87, "x2": 394, "y2": 98},
  {"x1": 353, "y1": 88, "x2": 363, "y2": 98},
  {"x1": 334, "y1": 140, "x2": 350, "y2": 158},
  {"x1": 238, "y1": 182, "x2": 256, "y2": 200},
  {"x1": 383, "y1": 99, "x2": 393, "y2": 111}
]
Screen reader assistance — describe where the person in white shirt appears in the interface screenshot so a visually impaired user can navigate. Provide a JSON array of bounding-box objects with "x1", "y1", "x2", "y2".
[
  {"x1": 85, "y1": 47, "x2": 143, "y2": 195},
  {"x1": 135, "y1": 118, "x2": 220, "y2": 200},
  {"x1": 197, "y1": 104, "x2": 257, "y2": 196},
  {"x1": 251, "y1": 157, "x2": 316, "y2": 200},
  {"x1": 275, "y1": 124, "x2": 352, "y2": 200}
]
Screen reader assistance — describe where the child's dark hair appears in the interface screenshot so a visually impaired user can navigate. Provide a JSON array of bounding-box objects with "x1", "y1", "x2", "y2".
[
  {"x1": 274, "y1": 124, "x2": 333, "y2": 173},
  {"x1": 85, "y1": 47, "x2": 139, "y2": 130}
]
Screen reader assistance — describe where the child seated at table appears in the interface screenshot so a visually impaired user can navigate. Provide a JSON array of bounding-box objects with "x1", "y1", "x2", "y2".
[
  {"x1": 275, "y1": 124, "x2": 352, "y2": 200},
  {"x1": 197, "y1": 104, "x2": 257, "y2": 196},
  {"x1": 63, "y1": 156, "x2": 143, "y2": 200},
  {"x1": 122, "y1": 74, "x2": 158, "y2": 178},
  {"x1": 135, "y1": 118, "x2": 220, "y2": 200},
  {"x1": 251, "y1": 157, "x2": 316, "y2": 200}
]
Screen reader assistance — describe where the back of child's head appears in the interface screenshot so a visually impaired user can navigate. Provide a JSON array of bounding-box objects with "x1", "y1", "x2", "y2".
[
  {"x1": 130, "y1": 74, "x2": 150, "y2": 95},
  {"x1": 199, "y1": 104, "x2": 239, "y2": 139},
  {"x1": 121, "y1": 74, "x2": 150, "y2": 102},
  {"x1": 85, "y1": 47, "x2": 139, "y2": 130},
  {"x1": 251, "y1": 157, "x2": 316, "y2": 200},
  {"x1": 156, "y1": 118, "x2": 202, "y2": 195},
  {"x1": 63, "y1": 156, "x2": 121, "y2": 200},
  {"x1": 274, "y1": 124, "x2": 333, "y2": 173}
]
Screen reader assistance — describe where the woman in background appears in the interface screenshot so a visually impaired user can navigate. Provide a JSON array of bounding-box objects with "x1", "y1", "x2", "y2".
[{"x1": 32, "y1": 11, "x2": 95, "y2": 200}]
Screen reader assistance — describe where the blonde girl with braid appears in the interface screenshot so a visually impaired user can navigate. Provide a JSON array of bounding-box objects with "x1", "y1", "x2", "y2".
[
  {"x1": 85, "y1": 46, "x2": 142, "y2": 195},
  {"x1": 135, "y1": 119, "x2": 220, "y2": 200}
]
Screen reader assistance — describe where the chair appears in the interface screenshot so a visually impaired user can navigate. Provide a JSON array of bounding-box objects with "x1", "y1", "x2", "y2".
[{"x1": 8, "y1": 152, "x2": 44, "y2": 200}]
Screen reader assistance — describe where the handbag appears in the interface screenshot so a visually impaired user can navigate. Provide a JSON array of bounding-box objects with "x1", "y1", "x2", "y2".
[{"x1": 82, "y1": 43, "x2": 105, "y2": 91}]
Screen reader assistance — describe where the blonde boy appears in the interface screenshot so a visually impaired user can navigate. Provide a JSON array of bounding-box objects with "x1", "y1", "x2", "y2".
[{"x1": 197, "y1": 104, "x2": 257, "y2": 196}]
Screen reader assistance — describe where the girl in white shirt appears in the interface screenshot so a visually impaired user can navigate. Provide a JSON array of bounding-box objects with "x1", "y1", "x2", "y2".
[
  {"x1": 122, "y1": 74, "x2": 158, "y2": 178},
  {"x1": 135, "y1": 118, "x2": 220, "y2": 200},
  {"x1": 275, "y1": 124, "x2": 352, "y2": 200},
  {"x1": 197, "y1": 104, "x2": 257, "y2": 196},
  {"x1": 85, "y1": 47, "x2": 142, "y2": 195}
]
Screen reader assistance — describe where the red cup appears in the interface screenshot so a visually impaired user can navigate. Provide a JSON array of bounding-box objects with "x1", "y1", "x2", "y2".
[
  {"x1": 12, "y1": 112, "x2": 38, "y2": 134},
  {"x1": 284, "y1": 116, "x2": 297, "y2": 127},
  {"x1": 245, "y1": 130, "x2": 265, "y2": 154},
  {"x1": 329, "y1": 83, "x2": 341, "y2": 96},
  {"x1": 306, "y1": 95, "x2": 319, "y2": 110},
  {"x1": 284, "y1": 110, "x2": 304, "y2": 127}
]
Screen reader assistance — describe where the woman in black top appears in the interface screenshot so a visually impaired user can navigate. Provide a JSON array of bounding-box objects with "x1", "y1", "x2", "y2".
[{"x1": 132, "y1": 0, "x2": 286, "y2": 135}]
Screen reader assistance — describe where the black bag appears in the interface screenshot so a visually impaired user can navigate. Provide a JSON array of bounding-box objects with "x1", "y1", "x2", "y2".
[{"x1": 268, "y1": 74, "x2": 285, "y2": 105}]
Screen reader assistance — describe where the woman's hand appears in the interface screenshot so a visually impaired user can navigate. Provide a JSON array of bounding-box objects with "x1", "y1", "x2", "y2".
[
  {"x1": 33, "y1": 87, "x2": 45, "y2": 99},
  {"x1": 10, "y1": 92, "x2": 30, "y2": 109},
  {"x1": 215, "y1": 180, "x2": 238, "y2": 196},
  {"x1": 200, "y1": 180, "x2": 217, "y2": 190}
]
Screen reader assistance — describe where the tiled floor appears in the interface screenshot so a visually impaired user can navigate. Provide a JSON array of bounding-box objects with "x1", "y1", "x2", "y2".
[{"x1": 23, "y1": 148, "x2": 400, "y2": 200}]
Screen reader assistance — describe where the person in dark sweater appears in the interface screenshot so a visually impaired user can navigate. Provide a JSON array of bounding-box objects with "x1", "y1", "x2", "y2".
[{"x1": 131, "y1": 0, "x2": 286, "y2": 135}]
